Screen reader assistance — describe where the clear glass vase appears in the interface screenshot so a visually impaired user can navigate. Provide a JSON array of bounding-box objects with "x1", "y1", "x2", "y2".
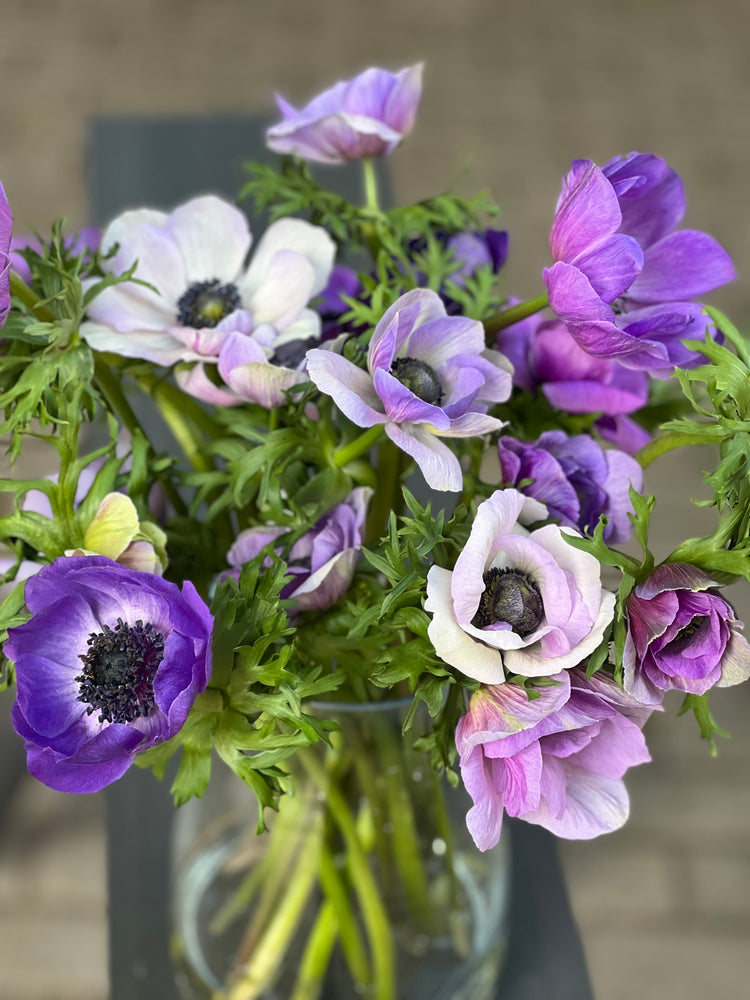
[{"x1": 170, "y1": 699, "x2": 511, "y2": 1000}]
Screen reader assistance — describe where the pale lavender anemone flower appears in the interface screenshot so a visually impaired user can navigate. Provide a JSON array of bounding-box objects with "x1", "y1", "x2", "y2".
[
  {"x1": 623, "y1": 563, "x2": 750, "y2": 704},
  {"x1": 544, "y1": 153, "x2": 735, "y2": 372},
  {"x1": 456, "y1": 669, "x2": 652, "y2": 850},
  {"x1": 5, "y1": 557, "x2": 212, "y2": 793},
  {"x1": 493, "y1": 431, "x2": 643, "y2": 544},
  {"x1": 80, "y1": 196, "x2": 335, "y2": 407},
  {"x1": 226, "y1": 488, "x2": 372, "y2": 611},
  {"x1": 306, "y1": 289, "x2": 512, "y2": 492},
  {"x1": 0, "y1": 181, "x2": 12, "y2": 327},
  {"x1": 425, "y1": 489, "x2": 615, "y2": 683},
  {"x1": 266, "y1": 65, "x2": 423, "y2": 164}
]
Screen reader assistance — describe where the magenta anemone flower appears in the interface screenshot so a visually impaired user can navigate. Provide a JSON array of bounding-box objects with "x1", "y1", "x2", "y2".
[
  {"x1": 623, "y1": 563, "x2": 750, "y2": 704},
  {"x1": 225, "y1": 488, "x2": 372, "y2": 611},
  {"x1": 493, "y1": 431, "x2": 643, "y2": 544},
  {"x1": 266, "y1": 65, "x2": 423, "y2": 164},
  {"x1": 456, "y1": 669, "x2": 652, "y2": 849},
  {"x1": 5, "y1": 557, "x2": 213, "y2": 793},
  {"x1": 425, "y1": 489, "x2": 615, "y2": 683},
  {"x1": 306, "y1": 289, "x2": 512, "y2": 492},
  {"x1": 0, "y1": 181, "x2": 12, "y2": 328},
  {"x1": 80, "y1": 196, "x2": 335, "y2": 406},
  {"x1": 544, "y1": 153, "x2": 735, "y2": 372}
]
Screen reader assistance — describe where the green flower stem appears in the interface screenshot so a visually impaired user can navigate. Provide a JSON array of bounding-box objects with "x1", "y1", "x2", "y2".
[
  {"x1": 9, "y1": 272, "x2": 55, "y2": 322},
  {"x1": 298, "y1": 750, "x2": 396, "y2": 1000},
  {"x1": 483, "y1": 293, "x2": 549, "y2": 336},
  {"x1": 225, "y1": 807, "x2": 325, "y2": 1000},
  {"x1": 92, "y1": 357, "x2": 189, "y2": 517},
  {"x1": 317, "y1": 843, "x2": 371, "y2": 987},
  {"x1": 333, "y1": 425, "x2": 384, "y2": 469},
  {"x1": 228, "y1": 789, "x2": 310, "y2": 971},
  {"x1": 362, "y1": 158, "x2": 380, "y2": 213},
  {"x1": 378, "y1": 724, "x2": 434, "y2": 932},
  {"x1": 138, "y1": 374, "x2": 223, "y2": 442},
  {"x1": 147, "y1": 379, "x2": 214, "y2": 473},
  {"x1": 288, "y1": 900, "x2": 338, "y2": 1000},
  {"x1": 364, "y1": 438, "x2": 402, "y2": 543}
]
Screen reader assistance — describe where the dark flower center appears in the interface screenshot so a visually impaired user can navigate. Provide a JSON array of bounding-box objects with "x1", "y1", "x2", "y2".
[
  {"x1": 390, "y1": 357, "x2": 443, "y2": 405},
  {"x1": 271, "y1": 337, "x2": 317, "y2": 369},
  {"x1": 176, "y1": 279, "x2": 241, "y2": 329},
  {"x1": 672, "y1": 615, "x2": 709, "y2": 649},
  {"x1": 75, "y1": 618, "x2": 165, "y2": 724},
  {"x1": 471, "y1": 568, "x2": 544, "y2": 637}
]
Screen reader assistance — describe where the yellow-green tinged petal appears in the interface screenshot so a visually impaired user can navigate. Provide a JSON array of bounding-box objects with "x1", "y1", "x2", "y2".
[{"x1": 83, "y1": 493, "x2": 139, "y2": 559}]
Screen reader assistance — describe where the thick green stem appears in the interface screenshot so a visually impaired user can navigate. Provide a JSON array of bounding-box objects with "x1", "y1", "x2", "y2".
[
  {"x1": 149, "y1": 379, "x2": 214, "y2": 473},
  {"x1": 288, "y1": 900, "x2": 338, "y2": 1000},
  {"x1": 364, "y1": 439, "x2": 402, "y2": 543},
  {"x1": 9, "y1": 272, "x2": 55, "y2": 322},
  {"x1": 362, "y1": 158, "x2": 380, "y2": 213},
  {"x1": 333, "y1": 424, "x2": 384, "y2": 469},
  {"x1": 484, "y1": 293, "x2": 549, "y2": 335},
  {"x1": 298, "y1": 751, "x2": 396, "y2": 1000},
  {"x1": 225, "y1": 807, "x2": 325, "y2": 1000}
]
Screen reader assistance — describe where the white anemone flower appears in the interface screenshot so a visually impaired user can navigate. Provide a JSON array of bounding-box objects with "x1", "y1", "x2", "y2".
[{"x1": 81, "y1": 195, "x2": 336, "y2": 406}]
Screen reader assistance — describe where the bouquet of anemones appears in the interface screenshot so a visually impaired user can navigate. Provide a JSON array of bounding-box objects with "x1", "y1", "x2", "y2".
[{"x1": 2, "y1": 64, "x2": 749, "y2": 1000}]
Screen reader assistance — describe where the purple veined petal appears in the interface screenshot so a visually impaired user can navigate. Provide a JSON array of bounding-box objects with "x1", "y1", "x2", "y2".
[
  {"x1": 306, "y1": 349, "x2": 386, "y2": 427},
  {"x1": 371, "y1": 290, "x2": 448, "y2": 358},
  {"x1": 22, "y1": 730, "x2": 142, "y2": 794},
  {"x1": 622, "y1": 632, "x2": 665, "y2": 704},
  {"x1": 460, "y1": 747, "x2": 506, "y2": 851},
  {"x1": 603, "y1": 152, "x2": 686, "y2": 248},
  {"x1": 568, "y1": 713, "x2": 650, "y2": 779},
  {"x1": 425, "y1": 566, "x2": 507, "y2": 684},
  {"x1": 550, "y1": 161, "x2": 623, "y2": 263},
  {"x1": 542, "y1": 379, "x2": 643, "y2": 416},
  {"x1": 440, "y1": 411, "x2": 506, "y2": 438},
  {"x1": 369, "y1": 311, "x2": 399, "y2": 374},
  {"x1": 99, "y1": 208, "x2": 186, "y2": 304},
  {"x1": 531, "y1": 321, "x2": 613, "y2": 383},
  {"x1": 626, "y1": 589, "x2": 679, "y2": 648},
  {"x1": 175, "y1": 362, "x2": 243, "y2": 407},
  {"x1": 384, "y1": 422, "x2": 463, "y2": 492},
  {"x1": 291, "y1": 549, "x2": 359, "y2": 611},
  {"x1": 500, "y1": 741, "x2": 544, "y2": 817},
  {"x1": 166, "y1": 195, "x2": 251, "y2": 284},
  {"x1": 223, "y1": 356, "x2": 307, "y2": 409},
  {"x1": 627, "y1": 229, "x2": 736, "y2": 304},
  {"x1": 243, "y1": 249, "x2": 316, "y2": 331},
  {"x1": 601, "y1": 449, "x2": 642, "y2": 543},
  {"x1": 240, "y1": 218, "x2": 336, "y2": 301},
  {"x1": 544, "y1": 261, "x2": 616, "y2": 325},
  {"x1": 227, "y1": 526, "x2": 287, "y2": 568},
  {"x1": 404, "y1": 314, "x2": 486, "y2": 367},
  {"x1": 436, "y1": 362, "x2": 486, "y2": 417},
  {"x1": 635, "y1": 562, "x2": 717, "y2": 600},
  {"x1": 373, "y1": 367, "x2": 451, "y2": 429},
  {"x1": 456, "y1": 675, "x2": 571, "y2": 753},
  {"x1": 569, "y1": 318, "x2": 671, "y2": 369},
  {"x1": 573, "y1": 233, "x2": 643, "y2": 303},
  {"x1": 595, "y1": 415, "x2": 652, "y2": 455},
  {"x1": 381, "y1": 63, "x2": 424, "y2": 132},
  {"x1": 523, "y1": 764, "x2": 631, "y2": 839}
]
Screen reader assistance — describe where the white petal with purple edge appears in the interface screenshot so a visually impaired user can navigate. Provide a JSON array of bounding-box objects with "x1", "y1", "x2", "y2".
[
  {"x1": 384, "y1": 422, "x2": 462, "y2": 492},
  {"x1": 245, "y1": 250, "x2": 316, "y2": 330},
  {"x1": 306, "y1": 349, "x2": 386, "y2": 427},
  {"x1": 240, "y1": 218, "x2": 335, "y2": 300},
  {"x1": 167, "y1": 195, "x2": 251, "y2": 284}
]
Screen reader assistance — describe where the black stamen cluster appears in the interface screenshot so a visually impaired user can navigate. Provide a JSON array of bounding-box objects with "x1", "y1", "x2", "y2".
[
  {"x1": 176, "y1": 278, "x2": 241, "y2": 329},
  {"x1": 391, "y1": 356, "x2": 443, "y2": 405},
  {"x1": 75, "y1": 618, "x2": 165, "y2": 725},
  {"x1": 472, "y1": 568, "x2": 544, "y2": 637}
]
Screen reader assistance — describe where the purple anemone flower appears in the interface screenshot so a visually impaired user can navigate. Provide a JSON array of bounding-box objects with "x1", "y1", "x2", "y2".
[
  {"x1": 226, "y1": 488, "x2": 372, "y2": 611},
  {"x1": 0, "y1": 181, "x2": 12, "y2": 328},
  {"x1": 5, "y1": 557, "x2": 213, "y2": 793},
  {"x1": 425, "y1": 489, "x2": 615, "y2": 683},
  {"x1": 544, "y1": 153, "x2": 735, "y2": 373},
  {"x1": 266, "y1": 65, "x2": 423, "y2": 164},
  {"x1": 306, "y1": 289, "x2": 512, "y2": 492},
  {"x1": 80, "y1": 196, "x2": 335, "y2": 407},
  {"x1": 456, "y1": 669, "x2": 652, "y2": 850},
  {"x1": 493, "y1": 431, "x2": 643, "y2": 544},
  {"x1": 11, "y1": 226, "x2": 101, "y2": 285},
  {"x1": 623, "y1": 562, "x2": 750, "y2": 704}
]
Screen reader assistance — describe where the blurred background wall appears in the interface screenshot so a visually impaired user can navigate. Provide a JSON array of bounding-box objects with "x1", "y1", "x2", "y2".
[{"x1": 0, "y1": 1, "x2": 749, "y2": 998}]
